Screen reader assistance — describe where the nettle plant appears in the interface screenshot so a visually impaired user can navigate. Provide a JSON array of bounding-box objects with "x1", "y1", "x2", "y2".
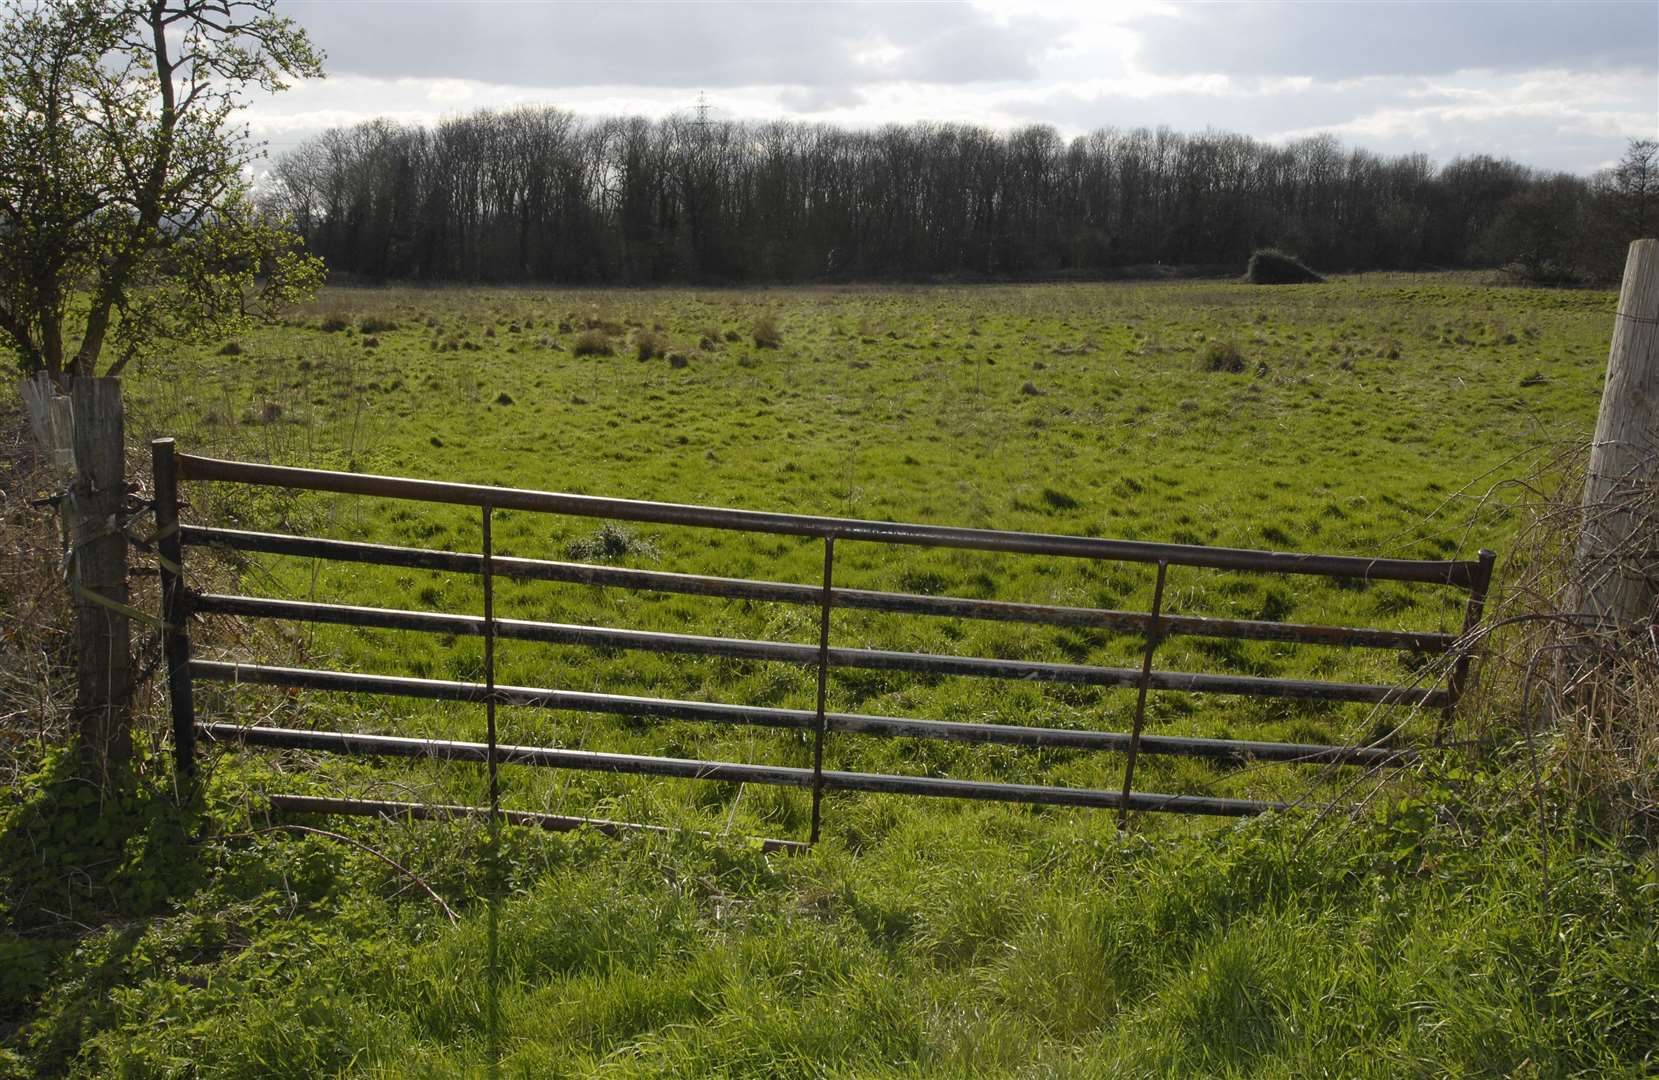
[{"x1": 0, "y1": 0, "x2": 326, "y2": 382}]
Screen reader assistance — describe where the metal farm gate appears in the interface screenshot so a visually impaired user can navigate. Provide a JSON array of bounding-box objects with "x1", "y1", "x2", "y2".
[{"x1": 152, "y1": 438, "x2": 1496, "y2": 849}]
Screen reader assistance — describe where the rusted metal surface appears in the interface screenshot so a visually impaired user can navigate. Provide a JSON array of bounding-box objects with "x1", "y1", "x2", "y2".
[
  {"x1": 190, "y1": 593, "x2": 1449, "y2": 707},
  {"x1": 191, "y1": 661, "x2": 1419, "y2": 768},
  {"x1": 151, "y1": 439, "x2": 195, "y2": 778},
  {"x1": 267, "y1": 794, "x2": 809, "y2": 854},
  {"x1": 175, "y1": 453, "x2": 1482, "y2": 585},
  {"x1": 481, "y1": 507, "x2": 499, "y2": 826},
  {"x1": 1120, "y1": 561, "x2": 1168, "y2": 827},
  {"x1": 181, "y1": 525, "x2": 1457, "y2": 652},
  {"x1": 810, "y1": 536, "x2": 834, "y2": 844},
  {"x1": 203, "y1": 723, "x2": 1285, "y2": 817},
  {"x1": 1440, "y1": 548, "x2": 1499, "y2": 743}
]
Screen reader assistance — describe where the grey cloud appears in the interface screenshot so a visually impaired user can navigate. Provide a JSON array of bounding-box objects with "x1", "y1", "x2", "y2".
[
  {"x1": 284, "y1": 1, "x2": 1065, "y2": 88},
  {"x1": 1129, "y1": 2, "x2": 1657, "y2": 80}
]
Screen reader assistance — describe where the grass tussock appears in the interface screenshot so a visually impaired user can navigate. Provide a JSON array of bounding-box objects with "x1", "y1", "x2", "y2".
[
  {"x1": 634, "y1": 330, "x2": 668, "y2": 361},
  {"x1": 572, "y1": 329, "x2": 614, "y2": 357},
  {"x1": 1201, "y1": 339, "x2": 1247, "y2": 373},
  {"x1": 752, "y1": 314, "x2": 782, "y2": 349},
  {"x1": 565, "y1": 522, "x2": 660, "y2": 563}
]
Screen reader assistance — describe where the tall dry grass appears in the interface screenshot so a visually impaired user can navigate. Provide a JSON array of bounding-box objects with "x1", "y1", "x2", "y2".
[
  {"x1": 0, "y1": 405, "x2": 75, "y2": 785},
  {"x1": 1452, "y1": 441, "x2": 1659, "y2": 845}
]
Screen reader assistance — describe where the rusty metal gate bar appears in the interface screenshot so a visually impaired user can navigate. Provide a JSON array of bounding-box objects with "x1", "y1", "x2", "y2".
[
  {"x1": 1438, "y1": 548, "x2": 1499, "y2": 743},
  {"x1": 189, "y1": 661, "x2": 1421, "y2": 767},
  {"x1": 154, "y1": 442, "x2": 1498, "y2": 847},
  {"x1": 810, "y1": 536, "x2": 835, "y2": 844},
  {"x1": 184, "y1": 593, "x2": 1450, "y2": 707},
  {"x1": 178, "y1": 526, "x2": 1458, "y2": 652},
  {"x1": 172, "y1": 453, "x2": 1483, "y2": 585},
  {"x1": 1119, "y1": 561, "x2": 1168, "y2": 828},
  {"x1": 482, "y1": 506, "x2": 499, "y2": 824},
  {"x1": 480, "y1": 504, "x2": 501, "y2": 1069}
]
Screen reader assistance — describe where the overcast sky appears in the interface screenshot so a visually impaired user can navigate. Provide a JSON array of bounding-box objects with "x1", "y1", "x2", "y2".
[{"x1": 249, "y1": 0, "x2": 1659, "y2": 175}]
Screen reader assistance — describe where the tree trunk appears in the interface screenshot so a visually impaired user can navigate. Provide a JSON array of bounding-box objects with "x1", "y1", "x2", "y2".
[{"x1": 70, "y1": 377, "x2": 132, "y2": 783}]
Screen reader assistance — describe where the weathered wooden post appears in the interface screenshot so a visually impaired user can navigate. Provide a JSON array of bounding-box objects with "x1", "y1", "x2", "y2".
[
  {"x1": 152, "y1": 438, "x2": 196, "y2": 780},
  {"x1": 69, "y1": 377, "x2": 132, "y2": 783},
  {"x1": 1572, "y1": 239, "x2": 1659, "y2": 633}
]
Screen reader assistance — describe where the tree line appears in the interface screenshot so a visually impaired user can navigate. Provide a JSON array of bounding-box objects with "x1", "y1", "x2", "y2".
[{"x1": 266, "y1": 107, "x2": 1657, "y2": 285}]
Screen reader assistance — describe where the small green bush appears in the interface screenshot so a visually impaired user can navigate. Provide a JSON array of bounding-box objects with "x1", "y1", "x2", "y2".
[
  {"x1": 572, "y1": 330, "x2": 614, "y2": 357},
  {"x1": 565, "y1": 523, "x2": 659, "y2": 562},
  {"x1": 1245, "y1": 249, "x2": 1324, "y2": 285},
  {"x1": 218, "y1": 340, "x2": 242, "y2": 356}
]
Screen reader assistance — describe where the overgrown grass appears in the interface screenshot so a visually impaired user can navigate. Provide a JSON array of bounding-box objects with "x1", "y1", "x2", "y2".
[
  {"x1": 4, "y1": 273, "x2": 1652, "y2": 1076},
  {"x1": 5, "y1": 760, "x2": 1653, "y2": 1077},
  {"x1": 110, "y1": 275, "x2": 1616, "y2": 821}
]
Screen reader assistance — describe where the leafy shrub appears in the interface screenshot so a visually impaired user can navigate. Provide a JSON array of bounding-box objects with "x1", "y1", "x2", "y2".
[
  {"x1": 752, "y1": 315, "x2": 782, "y2": 349},
  {"x1": 1202, "y1": 340, "x2": 1247, "y2": 373},
  {"x1": 565, "y1": 523, "x2": 659, "y2": 563},
  {"x1": 1245, "y1": 249, "x2": 1324, "y2": 284},
  {"x1": 572, "y1": 330, "x2": 614, "y2": 357}
]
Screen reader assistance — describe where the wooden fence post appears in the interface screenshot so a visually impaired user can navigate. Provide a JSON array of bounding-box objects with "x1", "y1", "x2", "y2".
[
  {"x1": 1573, "y1": 239, "x2": 1659, "y2": 633},
  {"x1": 69, "y1": 377, "x2": 133, "y2": 784}
]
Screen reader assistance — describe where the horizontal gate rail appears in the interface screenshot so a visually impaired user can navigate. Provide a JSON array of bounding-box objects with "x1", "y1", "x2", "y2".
[
  {"x1": 182, "y1": 525, "x2": 1456, "y2": 652},
  {"x1": 267, "y1": 794, "x2": 810, "y2": 854},
  {"x1": 175, "y1": 453, "x2": 1483, "y2": 586},
  {"x1": 154, "y1": 439, "x2": 1498, "y2": 845},
  {"x1": 194, "y1": 661, "x2": 1418, "y2": 767},
  {"x1": 204, "y1": 723, "x2": 1284, "y2": 817},
  {"x1": 192, "y1": 594, "x2": 1449, "y2": 707}
]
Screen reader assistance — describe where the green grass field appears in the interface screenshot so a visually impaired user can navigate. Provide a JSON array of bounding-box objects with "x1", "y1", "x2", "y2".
[
  {"x1": 7, "y1": 275, "x2": 1655, "y2": 1077},
  {"x1": 125, "y1": 275, "x2": 1610, "y2": 826}
]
